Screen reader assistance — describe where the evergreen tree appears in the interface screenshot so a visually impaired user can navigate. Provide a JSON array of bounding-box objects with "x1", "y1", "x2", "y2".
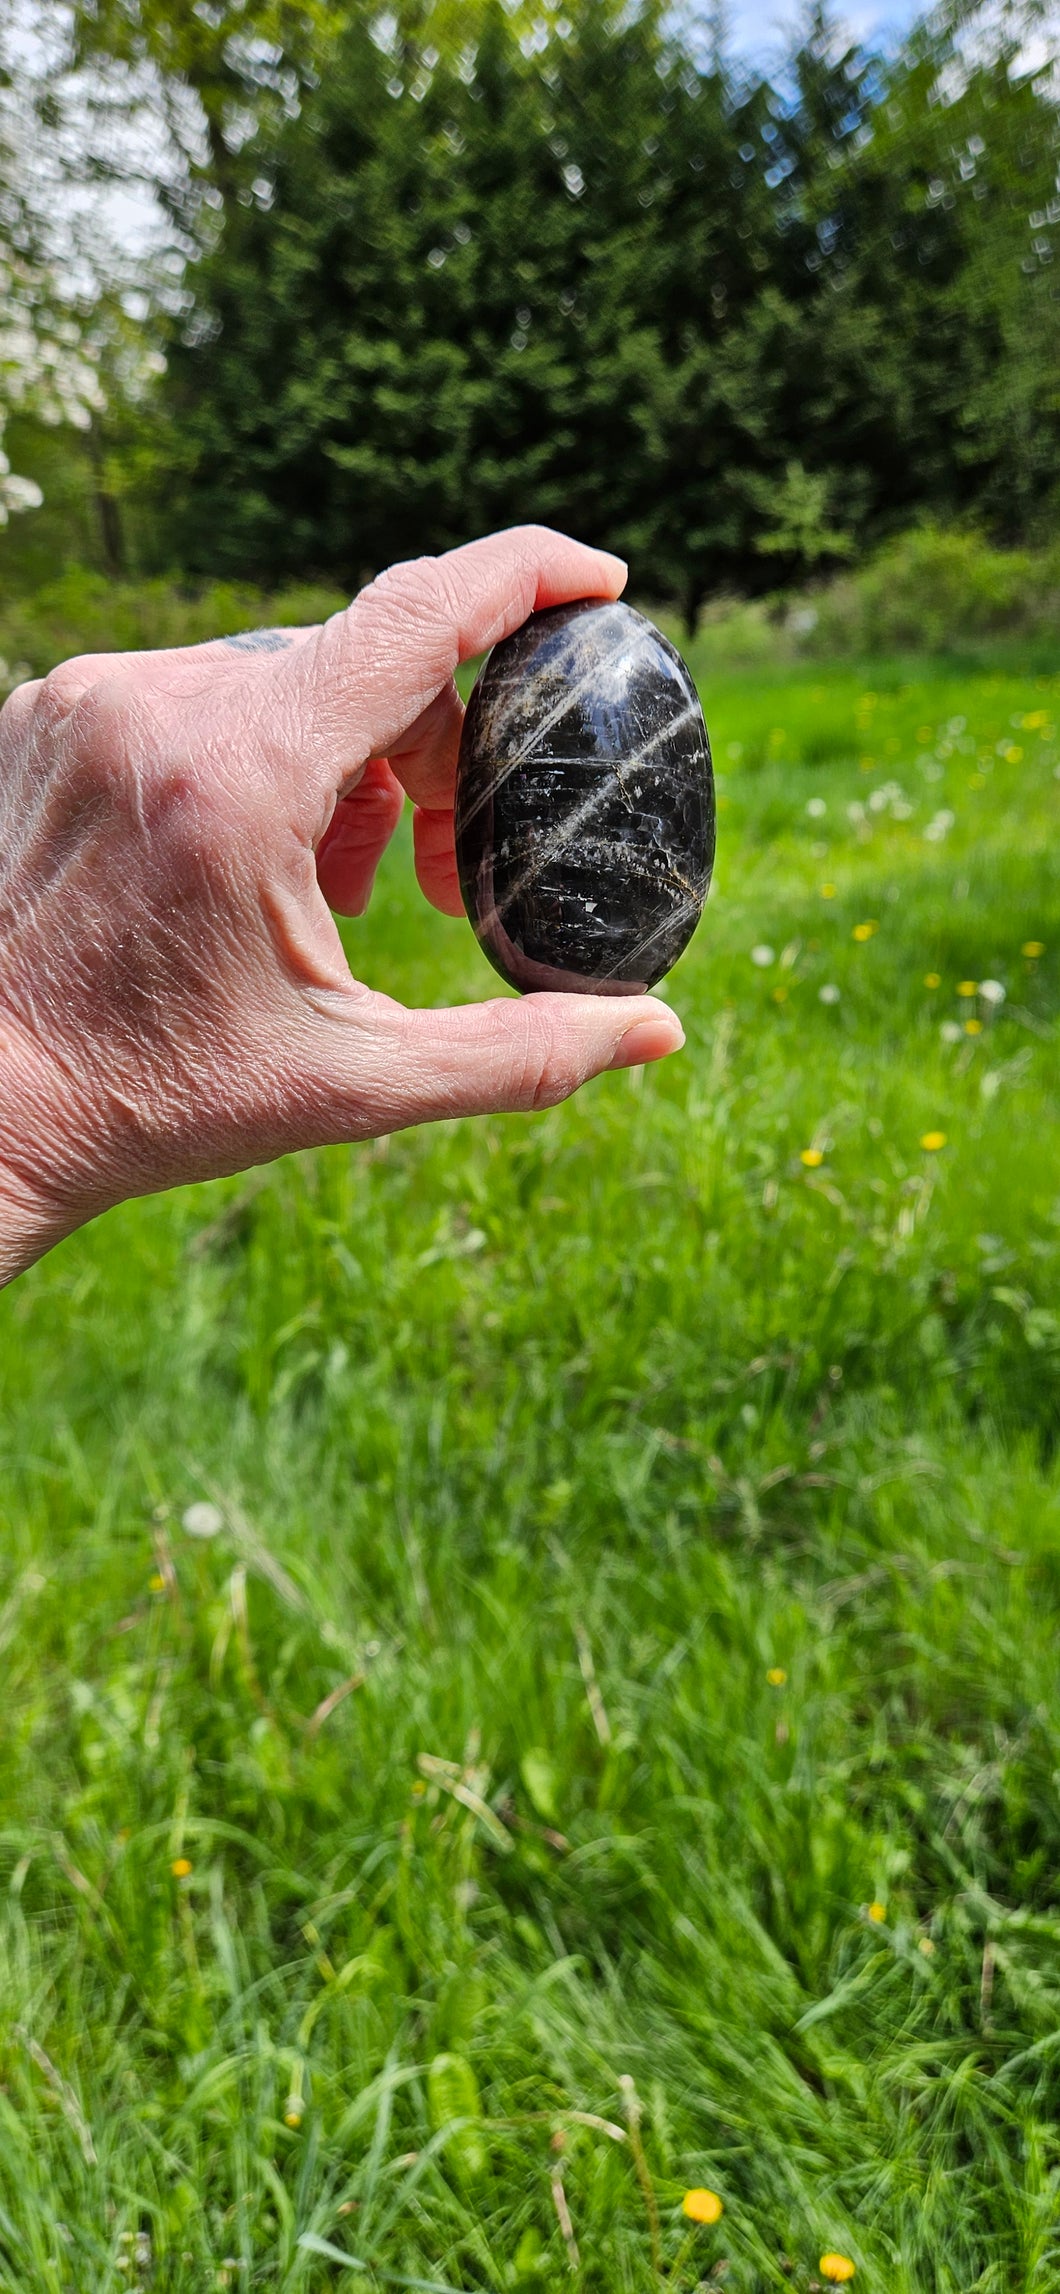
[{"x1": 135, "y1": 0, "x2": 1060, "y2": 611}]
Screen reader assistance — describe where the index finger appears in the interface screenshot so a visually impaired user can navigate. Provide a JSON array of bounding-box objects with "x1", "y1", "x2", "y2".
[{"x1": 271, "y1": 526, "x2": 627, "y2": 802}]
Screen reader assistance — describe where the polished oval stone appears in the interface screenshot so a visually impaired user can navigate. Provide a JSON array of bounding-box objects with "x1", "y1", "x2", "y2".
[{"x1": 455, "y1": 597, "x2": 714, "y2": 996}]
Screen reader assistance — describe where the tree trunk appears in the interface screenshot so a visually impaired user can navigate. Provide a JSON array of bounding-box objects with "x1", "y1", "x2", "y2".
[{"x1": 88, "y1": 431, "x2": 125, "y2": 579}]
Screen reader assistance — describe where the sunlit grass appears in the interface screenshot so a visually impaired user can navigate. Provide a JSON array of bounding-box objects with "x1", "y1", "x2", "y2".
[{"x1": 0, "y1": 657, "x2": 1058, "y2": 2293}]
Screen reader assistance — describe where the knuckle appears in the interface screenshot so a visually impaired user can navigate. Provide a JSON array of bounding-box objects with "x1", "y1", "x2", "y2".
[
  {"x1": 63, "y1": 674, "x2": 137, "y2": 794},
  {"x1": 509, "y1": 523, "x2": 560, "y2": 582},
  {"x1": 59, "y1": 676, "x2": 217, "y2": 862},
  {"x1": 513, "y1": 521, "x2": 555, "y2": 554},
  {"x1": 358, "y1": 554, "x2": 441, "y2": 632},
  {"x1": 506, "y1": 1004, "x2": 577, "y2": 1112},
  {"x1": 40, "y1": 655, "x2": 107, "y2": 719},
  {"x1": 0, "y1": 677, "x2": 42, "y2": 750}
]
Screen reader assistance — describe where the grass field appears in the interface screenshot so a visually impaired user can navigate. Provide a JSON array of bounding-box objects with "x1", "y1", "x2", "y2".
[{"x1": 1, "y1": 646, "x2": 1058, "y2": 2294}]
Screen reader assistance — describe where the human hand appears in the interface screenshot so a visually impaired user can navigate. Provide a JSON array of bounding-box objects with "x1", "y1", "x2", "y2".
[{"x1": 0, "y1": 527, "x2": 684, "y2": 1284}]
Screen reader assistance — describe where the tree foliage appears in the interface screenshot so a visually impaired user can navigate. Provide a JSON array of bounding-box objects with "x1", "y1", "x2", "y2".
[
  {"x1": 43, "y1": 1, "x2": 1060, "y2": 612},
  {"x1": 0, "y1": 3, "x2": 108, "y2": 528}
]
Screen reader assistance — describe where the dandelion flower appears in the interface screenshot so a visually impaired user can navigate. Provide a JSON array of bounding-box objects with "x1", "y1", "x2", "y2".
[
  {"x1": 171, "y1": 1858, "x2": 192, "y2": 1879},
  {"x1": 919, "y1": 1936, "x2": 936, "y2": 1957},
  {"x1": 920, "y1": 1132, "x2": 946, "y2": 1151},
  {"x1": 852, "y1": 921, "x2": 877, "y2": 942},
  {"x1": 766, "y1": 1667, "x2": 787, "y2": 1687},
  {"x1": 284, "y1": 2108, "x2": 303, "y2": 2129},
  {"x1": 820, "y1": 883, "x2": 836, "y2": 899},
  {"x1": 800, "y1": 1148, "x2": 825, "y2": 1168},
  {"x1": 682, "y1": 2189, "x2": 724, "y2": 2225},
  {"x1": 820, "y1": 2256, "x2": 856, "y2": 2284},
  {"x1": 924, "y1": 972, "x2": 940, "y2": 988},
  {"x1": 964, "y1": 1018, "x2": 982, "y2": 1036},
  {"x1": 182, "y1": 1501, "x2": 223, "y2": 1540},
  {"x1": 1022, "y1": 940, "x2": 1044, "y2": 959},
  {"x1": 867, "y1": 1901, "x2": 886, "y2": 1923},
  {"x1": 149, "y1": 1572, "x2": 166, "y2": 1594},
  {"x1": 957, "y1": 980, "x2": 977, "y2": 998},
  {"x1": 751, "y1": 944, "x2": 775, "y2": 967}
]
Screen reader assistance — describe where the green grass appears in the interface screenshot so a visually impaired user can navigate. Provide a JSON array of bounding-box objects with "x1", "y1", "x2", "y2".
[{"x1": 1, "y1": 653, "x2": 1059, "y2": 2294}]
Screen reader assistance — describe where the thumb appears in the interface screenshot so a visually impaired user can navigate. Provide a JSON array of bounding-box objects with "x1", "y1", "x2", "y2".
[{"x1": 298, "y1": 989, "x2": 685, "y2": 1138}]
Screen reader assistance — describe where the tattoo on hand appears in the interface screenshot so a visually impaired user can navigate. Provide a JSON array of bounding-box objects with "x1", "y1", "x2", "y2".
[{"x1": 221, "y1": 629, "x2": 295, "y2": 653}]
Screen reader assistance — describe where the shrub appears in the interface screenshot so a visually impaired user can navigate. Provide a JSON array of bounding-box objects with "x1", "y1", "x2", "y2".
[
  {"x1": 0, "y1": 570, "x2": 348, "y2": 687},
  {"x1": 806, "y1": 526, "x2": 1060, "y2": 656}
]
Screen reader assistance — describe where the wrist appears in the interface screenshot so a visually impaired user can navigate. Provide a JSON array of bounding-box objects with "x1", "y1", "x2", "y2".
[
  {"x1": 0, "y1": 1016, "x2": 105, "y2": 1287},
  {"x1": 0, "y1": 1165, "x2": 68, "y2": 1287}
]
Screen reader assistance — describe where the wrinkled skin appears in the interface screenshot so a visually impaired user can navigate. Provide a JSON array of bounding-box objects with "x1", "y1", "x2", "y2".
[{"x1": 0, "y1": 528, "x2": 683, "y2": 1285}]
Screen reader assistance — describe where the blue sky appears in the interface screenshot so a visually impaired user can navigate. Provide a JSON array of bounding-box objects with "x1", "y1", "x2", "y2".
[{"x1": 727, "y1": 0, "x2": 927, "y2": 63}]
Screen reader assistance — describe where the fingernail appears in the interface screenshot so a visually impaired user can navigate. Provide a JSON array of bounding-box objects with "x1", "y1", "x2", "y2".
[{"x1": 608, "y1": 1014, "x2": 685, "y2": 1071}]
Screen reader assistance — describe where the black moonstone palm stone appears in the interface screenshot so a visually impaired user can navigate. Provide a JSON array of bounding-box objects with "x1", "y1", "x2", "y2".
[{"x1": 455, "y1": 598, "x2": 714, "y2": 995}]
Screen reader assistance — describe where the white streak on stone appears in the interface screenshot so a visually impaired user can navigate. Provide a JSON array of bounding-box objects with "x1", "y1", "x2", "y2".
[
  {"x1": 598, "y1": 888, "x2": 705, "y2": 984},
  {"x1": 481, "y1": 697, "x2": 706, "y2": 931},
  {"x1": 457, "y1": 614, "x2": 661, "y2": 835}
]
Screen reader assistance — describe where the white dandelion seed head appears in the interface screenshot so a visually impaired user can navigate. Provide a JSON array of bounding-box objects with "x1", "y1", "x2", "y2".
[
  {"x1": 182, "y1": 1501, "x2": 224, "y2": 1540},
  {"x1": 750, "y1": 944, "x2": 775, "y2": 967}
]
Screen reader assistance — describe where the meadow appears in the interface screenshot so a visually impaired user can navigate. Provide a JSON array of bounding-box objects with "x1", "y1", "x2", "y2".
[{"x1": 0, "y1": 643, "x2": 1058, "y2": 2294}]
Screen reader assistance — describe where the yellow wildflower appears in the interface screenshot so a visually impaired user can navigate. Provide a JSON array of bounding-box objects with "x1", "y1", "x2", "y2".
[
  {"x1": 1022, "y1": 940, "x2": 1044, "y2": 958},
  {"x1": 924, "y1": 973, "x2": 940, "y2": 988},
  {"x1": 920, "y1": 1132, "x2": 946, "y2": 1152},
  {"x1": 852, "y1": 921, "x2": 877, "y2": 942},
  {"x1": 284, "y1": 2109, "x2": 303, "y2": 2129},
  {"x1": 919, "y1": 1936, "x2": 936, "y2": 1957},
  {"x1": 867, "y1": 1901, "x2": 886, "y2": 1924},
  {"x1": 800, "y1": 1148, "x2": 824, "y2": 1168},
  {"x1": 766, "y1": 1667, "x2": 787, "y2": 1687},
  {"x1": 964, "y1": 1018, "x2": 982, "y2": 1035},
  {"x1": 820, "y1": 2257, "x2": 856, "y2": 2284},
  {"x1": 682, "y1": 2189, "x2": 723, "y2": 2225},
  {"x1": 149, "y1": 1572, "x2": 166, "y2": 1593},
  {"x1": 820, "y1": 883, "x2": 836, "y2": 899},
  {"x1": 957, "y1": 980, "x2": 977, "y2": 997},
  {"x1": 171, "y1": 1858, "x2": 192, "y2": 1879}
]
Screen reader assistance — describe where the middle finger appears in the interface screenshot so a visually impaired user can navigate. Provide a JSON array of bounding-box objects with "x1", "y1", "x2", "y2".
[{"x1": 383, "y1": 676, "x2": 465, "y2": 811}]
